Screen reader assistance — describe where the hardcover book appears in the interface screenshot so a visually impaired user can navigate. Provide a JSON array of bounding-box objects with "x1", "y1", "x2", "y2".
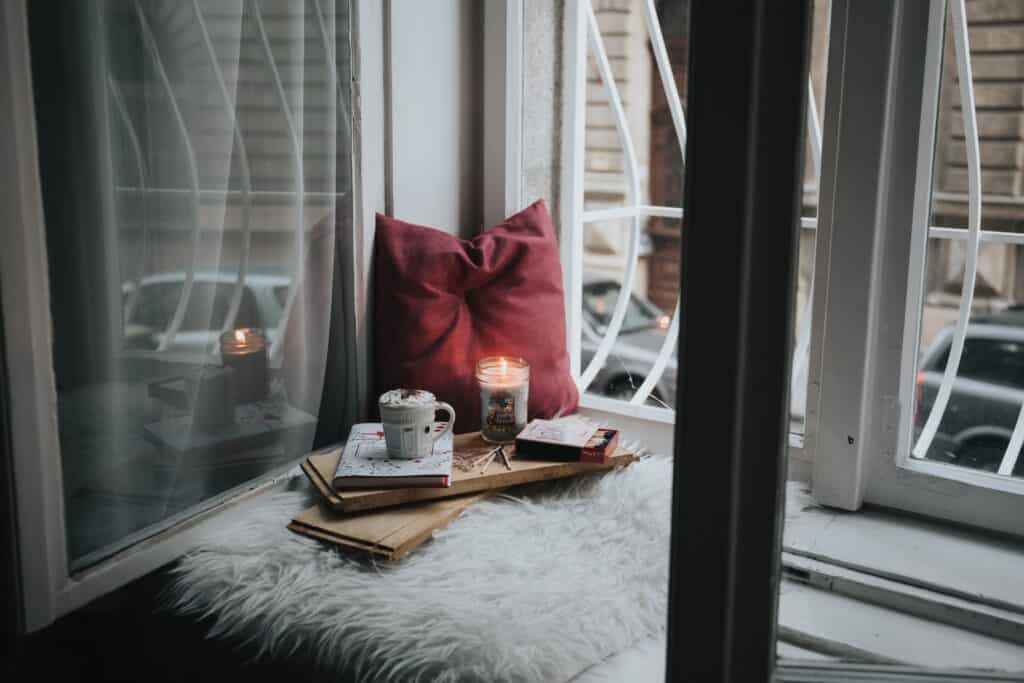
[{"x1": 332, "y1": 422, "x2": 453, "y2": 489}]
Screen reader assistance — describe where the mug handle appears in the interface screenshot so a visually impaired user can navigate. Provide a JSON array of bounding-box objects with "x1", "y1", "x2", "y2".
[{"x1": 430, "y1": 401, "x2": 456, "y2": 444}]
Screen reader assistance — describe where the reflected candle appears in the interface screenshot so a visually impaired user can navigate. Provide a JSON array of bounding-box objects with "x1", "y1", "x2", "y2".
[
  {"x1": 220, "y1": 328, "x2": 269, "y2": 403},
  {"x1": 476, "y1": 356, "x2": 529, "y2": 443}
]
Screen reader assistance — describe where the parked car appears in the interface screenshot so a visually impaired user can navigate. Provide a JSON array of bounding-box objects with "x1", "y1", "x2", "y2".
[
  {"x1": 122, "y1": 271, "x2": 290, "y2": 353},
  {"x1": 915, "y1": 307, "x2": 1024, "y2": 476},
  {"x1": 580, "y1": 272, "x2": 676, "y2": 407}
]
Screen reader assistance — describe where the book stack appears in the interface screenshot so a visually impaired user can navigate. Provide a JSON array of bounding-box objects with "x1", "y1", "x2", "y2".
[{"x1": 289, "y1": 418, "x2": 638, "y2": 560}]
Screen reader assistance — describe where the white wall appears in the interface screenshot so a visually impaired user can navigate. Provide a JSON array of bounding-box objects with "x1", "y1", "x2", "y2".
[{"x1": 388, "y1": 0, "x2": 483, "y2": 236}]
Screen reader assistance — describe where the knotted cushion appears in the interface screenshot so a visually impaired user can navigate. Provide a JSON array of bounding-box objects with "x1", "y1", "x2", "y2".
[{"x1": 374, "y1": 199, "x2": 578, "y2": 431}]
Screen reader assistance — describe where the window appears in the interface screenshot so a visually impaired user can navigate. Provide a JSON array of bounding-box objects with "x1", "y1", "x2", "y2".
[
  {"x1": 808, "y1": 0, "x2": 1024, "y2": 535},
  {"x1": 561, "y1": 0, "x2": 684, "y2": 418},
  {"x1": 0, "y1": 0, "x2": 381, "y2": 630},
  {"x1": 562, "y1": 0, "x2": 827, "y2": 431}
]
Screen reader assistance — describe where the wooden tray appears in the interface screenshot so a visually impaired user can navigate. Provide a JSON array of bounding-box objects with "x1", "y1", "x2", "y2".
[
  {"x1": 301, "y1": 431, "x2": 638, "y2": 514},
  {"x1": 288, "y1": 490, "x2": 497, "y2": 561}
]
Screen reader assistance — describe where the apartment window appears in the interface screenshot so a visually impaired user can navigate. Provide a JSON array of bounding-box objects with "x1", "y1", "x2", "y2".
[
  {"x1": 561, "y1": 0, "x2": 827, "y2": 439},
  {"x1": 808, "y1": 0, "x2": 1024, "y2": 535},
  {"x1": 1, "y1": 0, "x2": 373, "y2": 630}
]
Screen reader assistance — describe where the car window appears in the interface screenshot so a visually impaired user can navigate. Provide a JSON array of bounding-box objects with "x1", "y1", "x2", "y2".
[
  {"x1": 582, "y1": 282, "x2": 660, "y2": 334},
  {"x1": 127, "y1": 281, "x2": 263, "y2": 333},
  {"x1": 127, "y1": 282, "x2": 180, "y2": 330},
  {"x1": 931, "y1": 337, "x2": 1024, "y2": 389}
]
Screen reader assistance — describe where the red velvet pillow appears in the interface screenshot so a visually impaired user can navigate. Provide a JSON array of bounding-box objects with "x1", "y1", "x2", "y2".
[{"x1": 373, "y1": 200, "x2": 578, "y2": 432}]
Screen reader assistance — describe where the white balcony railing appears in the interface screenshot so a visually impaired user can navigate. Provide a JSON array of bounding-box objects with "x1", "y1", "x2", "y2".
[
  {"x1": 572, "y1": 0, "x2": 822, "y2": 419},
  {"x1": 911, "y1": 0, "x2": 1024, "y2": 478}
]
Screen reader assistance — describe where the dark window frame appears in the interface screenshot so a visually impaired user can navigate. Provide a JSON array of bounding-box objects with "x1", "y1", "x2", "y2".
[{"x1": 665, "y1": 1, "x2": 811, "y2": 680}]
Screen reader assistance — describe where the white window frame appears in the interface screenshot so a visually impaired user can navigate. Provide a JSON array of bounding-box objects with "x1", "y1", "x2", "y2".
[
  {"x1": 561, "y1": 0, "x2": 681, "y2": 427},
  {"x1": 0, "y1": 0, "x2": 386, "y2": 632},
  {"x1": 560, "y1": 0, "x2": 822, "y2": 440},
  {"x1": 806, "y1": 0, "x2": 1024, "y2": 537}
]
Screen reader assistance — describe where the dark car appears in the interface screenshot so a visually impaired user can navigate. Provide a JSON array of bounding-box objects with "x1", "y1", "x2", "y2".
[
  {"x1": 580, "y1": 273, "x2": 676, "y2": 407},
  {"x1": 915, "y1": 308, "x2": 1024, "y2": 476}
]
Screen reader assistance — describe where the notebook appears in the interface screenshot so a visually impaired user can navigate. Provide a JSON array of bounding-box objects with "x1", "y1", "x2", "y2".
[{"x1": 332, "y1": 422, "x2": 453, "y2": 489}]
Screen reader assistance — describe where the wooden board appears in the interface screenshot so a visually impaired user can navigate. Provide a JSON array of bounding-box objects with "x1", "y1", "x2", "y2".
[
  {"x1": 287, "y1": 491, "x2": 497, "y2": 560},
  {"x1": 301, "y1": 431, "x2": 638, "y2": 513}
]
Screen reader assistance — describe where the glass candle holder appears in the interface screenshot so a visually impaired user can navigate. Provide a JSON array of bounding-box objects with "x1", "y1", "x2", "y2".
[
  {"x1": 476, "y1": 356, "x2": 530, "y2": 443},
  {"x1": 219, "y1": 328, "x2": 269, "y2": 403}
]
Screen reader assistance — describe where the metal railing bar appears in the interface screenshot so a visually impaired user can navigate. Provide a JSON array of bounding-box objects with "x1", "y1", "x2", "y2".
[
  {"x1": 999, "y1": 414, "x2": 1024, "y2": 475},
  {"x1": 630, "y1": 297, "x2": 679, "y2": 405},
  {"x1": 582, "y1": 206, "x2": 817, "y2": 227},
  {"x1": 933, "y1": 190, "x2": 1024, "y2": 206},
  {"x1": 312, "y1": 0, "x2": 351, "y2": 143},
  {"x1": 251, "y1": 0, "x2": 305, "y2": 362},
  {"x1": 134, "y1": 2, "x2": 203, "y2": 352},
  {"x1": 913, "y1": 0, "x2": 984, "y2": 460},
  {"x1": 582, "y1": 204, "x2": 680, "y2": 221},
  {"x1": 628, "y1": 0, "x2": 686, "y2": 406},
  {"x1": 114, "y1": 186, "x2": 344, "y2": 200},
  {"x1": 190, "y1": 0, "x2": 255, "y2": 338},
  {"x1": 642, "y1": 0, "x2": 686, "y2": 148},
  {"x1": 929, "y1": 225, "x2": 1024, "y2": 244},
  {"x1": 108, "y1": 76, "x2": 150, "y2": 327},
  {"x1": 577, "y1": 0, "x2": 643, "y2": 393},
  {"x1": 806, "y1": 78, "x2": 823, "y2": 182},
  {"x1": 790, "y1": 79, "x2": 825, "y2": 415}
]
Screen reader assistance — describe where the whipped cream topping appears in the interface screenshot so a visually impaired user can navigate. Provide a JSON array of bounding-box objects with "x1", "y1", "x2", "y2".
[{"x1": 379, "y1": 388, "x2": 436, "y2": 407}]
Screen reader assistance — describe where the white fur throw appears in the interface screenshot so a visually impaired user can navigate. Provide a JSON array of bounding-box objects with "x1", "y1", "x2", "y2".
[{"x1": 166, "y1": 445, "x2": 671, "y2": 682}]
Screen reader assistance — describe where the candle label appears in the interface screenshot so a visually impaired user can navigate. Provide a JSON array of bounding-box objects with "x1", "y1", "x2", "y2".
[{"x1": 481, "y1": 386, "x2": 528, "y2": 442}]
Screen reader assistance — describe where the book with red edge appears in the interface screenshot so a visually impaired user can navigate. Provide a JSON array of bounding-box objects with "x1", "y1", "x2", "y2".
[{"x1": 331, "y1": 422, "x2": 453, "y2": 489}]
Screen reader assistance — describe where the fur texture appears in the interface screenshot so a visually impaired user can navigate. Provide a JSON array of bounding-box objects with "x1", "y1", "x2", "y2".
[
  {"x1": 165, "y1": 442, "x2": 817, "y2": 682},
  {"x1": 166, "y1": 442, "x2": 671, "y2": 682}
]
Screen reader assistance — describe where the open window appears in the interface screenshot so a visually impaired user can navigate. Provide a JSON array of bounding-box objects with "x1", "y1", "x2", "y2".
[
  {"x1": 807, "y1": 0, "x2": 1024, "y2": 537},
  {"x1": 560, "y1": 0, "x2": 827, "y2": 450}
]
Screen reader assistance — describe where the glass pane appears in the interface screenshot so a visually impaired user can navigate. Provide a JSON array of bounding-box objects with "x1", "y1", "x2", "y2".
[
  {"x1": 909, "y1": 0, "x2": 1024, "y2": 482},
  {"x1": 788, "y1": 0, "x2": 830, "y2": 436},
  {"x1": 579, "y1": 1, "x2": 684, "y2": 409},
  {"x1": 581, "y1": 219, "x2": 676, "y2": 409},
  {"x1": 29, "y1": 0, "x2": 353, "y2": 569},
  {"x1": 578, "y1": 0, "x2": 825, "y2": 429}
]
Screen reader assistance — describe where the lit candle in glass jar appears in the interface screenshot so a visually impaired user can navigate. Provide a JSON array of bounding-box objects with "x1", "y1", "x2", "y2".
[
  {"x1": 476, "y1": 356, "x2": 529, "y2": 443},
  {"x1": 219, "y1": 328, "x2": 269, "y2": 403}
]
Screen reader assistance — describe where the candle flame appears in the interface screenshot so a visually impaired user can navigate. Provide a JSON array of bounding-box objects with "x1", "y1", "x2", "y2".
[
  {"x1": 234, "y1": 329, "x2": 246, "y2": 344},
  {"x1": 500, "y1": 357, "x2": 507, "y2": 374}
]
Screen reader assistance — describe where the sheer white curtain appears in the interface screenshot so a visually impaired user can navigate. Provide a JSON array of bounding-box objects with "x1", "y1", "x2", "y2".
[{"x1": 45, "y1": 0, "x2": 351, "y2": 567}]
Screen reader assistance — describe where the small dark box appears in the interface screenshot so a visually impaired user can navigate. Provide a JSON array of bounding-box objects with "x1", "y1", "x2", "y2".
[{"x1": 580, "y1": 428, "x2": 620, "y2": 464}]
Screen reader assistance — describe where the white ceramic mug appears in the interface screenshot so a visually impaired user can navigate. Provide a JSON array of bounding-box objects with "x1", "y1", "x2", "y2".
[{"x1": 378, "y1": 389, "x2": 456, "y2": 459}]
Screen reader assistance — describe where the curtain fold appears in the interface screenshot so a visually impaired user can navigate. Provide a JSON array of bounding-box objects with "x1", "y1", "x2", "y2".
[{"x1": 32, "y1": 0, "x2": 354, "y2": 567}]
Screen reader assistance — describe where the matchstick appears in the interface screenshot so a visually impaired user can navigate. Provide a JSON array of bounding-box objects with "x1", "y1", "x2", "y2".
[
  {"x1": 479, "y1": 448, "x2": 500, "y2": 474},
  {"x1": 472, "y1": 446, "x2": 501, "y2": 468}
]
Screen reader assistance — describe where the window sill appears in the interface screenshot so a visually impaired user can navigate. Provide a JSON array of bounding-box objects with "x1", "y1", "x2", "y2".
[
  {"x1": 784, "y1": 483, "x2": 1024, "y2": 611},
  {"x1": 780, "y1": 482, "x2": 1024, "y2": 670}
]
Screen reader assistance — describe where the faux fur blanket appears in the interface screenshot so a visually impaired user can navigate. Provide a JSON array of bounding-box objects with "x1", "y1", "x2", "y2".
[{"x1": 166, "y1": 444, "x2": 671, "y2": 682}]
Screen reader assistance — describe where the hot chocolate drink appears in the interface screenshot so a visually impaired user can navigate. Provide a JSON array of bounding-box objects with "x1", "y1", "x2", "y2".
[{"x1": 378, "y1": 389, "x2": 456, "y2": 458}]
